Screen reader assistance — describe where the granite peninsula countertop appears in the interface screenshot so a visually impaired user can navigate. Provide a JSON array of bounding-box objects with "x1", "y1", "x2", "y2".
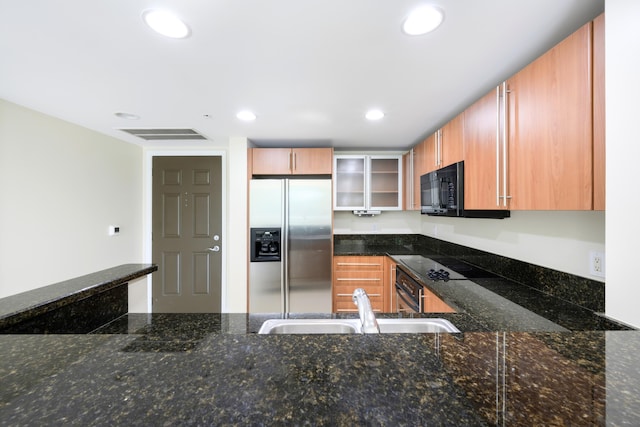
[
  {"x1": 2, "y1": 239, "x2": 638, "y2": 424},
  {"x1": 2, "y1": 313, "x2": 640, "y2": 426}
]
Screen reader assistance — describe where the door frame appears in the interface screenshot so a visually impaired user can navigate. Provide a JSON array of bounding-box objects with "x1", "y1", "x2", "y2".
[{"x1": 143, "y1": 149, "x2": 227, "y2": 312}]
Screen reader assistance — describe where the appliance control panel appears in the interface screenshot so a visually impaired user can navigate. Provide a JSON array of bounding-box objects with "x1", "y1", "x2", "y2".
[{"x1": 250, "y1": 228, "x2": 281, "y2": 262}]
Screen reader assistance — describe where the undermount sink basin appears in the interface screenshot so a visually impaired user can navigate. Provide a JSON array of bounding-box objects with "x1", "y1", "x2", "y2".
[
  {"x1": 376, "y1": 318, "x2": 460, "y2": 333},
  {"x1": 258, "y1": 318, "x2": 460, "y2": 334},
  {"x1": 258, "y1": 318, "x2": 362, "y2": 334}
]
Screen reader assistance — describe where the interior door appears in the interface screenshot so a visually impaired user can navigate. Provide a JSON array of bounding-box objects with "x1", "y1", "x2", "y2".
[{"x1": 152, "y1": 156, "x2": 222, "y2": 312}]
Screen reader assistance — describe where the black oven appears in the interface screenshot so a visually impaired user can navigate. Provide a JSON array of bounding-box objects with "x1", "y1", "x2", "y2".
[{"x1": 395, "y1": 266, "x2": 423, "y2": 313}]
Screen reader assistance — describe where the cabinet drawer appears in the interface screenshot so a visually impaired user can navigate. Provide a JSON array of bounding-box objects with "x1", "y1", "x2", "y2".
[
  {"x1": 334, "y1": 285, "x2": 384, "y2": 299},
  {"x1": 334, "y1": 299, "x2": 384, "y2": 313},
  {"x1": 334, "y1": 271, "x2": 384, "y2": 286},
  {"x1": 334, "y1": 256, "x2": 384, "y2": 272}
]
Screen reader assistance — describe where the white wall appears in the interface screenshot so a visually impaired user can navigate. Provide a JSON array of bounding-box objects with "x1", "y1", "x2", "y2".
[
  {"x1": 605, "y1": 0, "x2": 640, "y2": 328},
  {"x1": 0, "y1": 99, "x2": 143, "y2": 298},
  {"x1": 421, "y1": 211, "x2": 605, "y2": 281},
  {"x1": 333, "y1": 210, "x2": 421, "y2": 235}
]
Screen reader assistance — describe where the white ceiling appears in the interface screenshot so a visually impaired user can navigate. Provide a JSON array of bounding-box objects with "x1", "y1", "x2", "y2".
[{"x1": 0, "y1": 0, "x2": 604, "y2": 151}]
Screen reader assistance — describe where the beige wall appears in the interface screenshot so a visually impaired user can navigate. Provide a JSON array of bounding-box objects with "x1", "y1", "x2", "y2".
[
  {"x1": 605, "y1": 0, "x2": 640, "y2": 328},
  {"x1": 0, "y1": 99, "x2": 143, "y2": 298}
]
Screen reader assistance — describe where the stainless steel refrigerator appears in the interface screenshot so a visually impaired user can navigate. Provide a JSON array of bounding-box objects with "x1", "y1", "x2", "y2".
[{"x1": 249, "y1": 179, "x2": 332, "y2": 313}]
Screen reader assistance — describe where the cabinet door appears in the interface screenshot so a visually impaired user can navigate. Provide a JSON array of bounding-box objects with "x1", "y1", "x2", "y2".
[
  {"x1": 403, "y1": 151, "x2": 413, "y2": 210},
  {"x1": 593, "y1": 13, "x2": 605, "y2": 210},
  {"x1": 441, "y1": 112, "x2": 464, "y2": 168},
  {"x1": 463, "y1": 88, "x2": 506, "y2": 210},
  {"x1": 334, "y1": 156, "x2": 366, "y2": 210},
  {"x1": 423, "y1": 132, "x2": 438, "y2": 173},
  {"x1": 369, "y1": 156, "x2": 402, "y2": 210},
  {"x1": 411, "y1": 140, "x2": 428, "y2": 210},
  {"x1": 252, "y1": 148, "x2": 292, "y2": 175},
  {"x1": 292, "y1": 148, "x2": 333, "y2": 175},
  {"x1": 507, "y1": 22, "x2": 593, "y2": 210},
  {"x1": 422, "y1": 287, "x2": 455, "y2": 313}
]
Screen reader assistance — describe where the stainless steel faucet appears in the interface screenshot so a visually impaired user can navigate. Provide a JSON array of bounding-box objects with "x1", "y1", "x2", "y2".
[{"x1": 352, "y1": 288, "x2": 380, "y2": 333}]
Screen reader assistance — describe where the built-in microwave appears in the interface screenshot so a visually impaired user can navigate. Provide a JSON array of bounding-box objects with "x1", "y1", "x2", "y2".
[{"x1": 420, "y1": 161, "x2": 509, "y2": 219}]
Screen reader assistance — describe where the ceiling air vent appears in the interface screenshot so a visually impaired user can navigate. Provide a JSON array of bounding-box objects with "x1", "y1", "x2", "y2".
[{"x1": 120, "y1": 128, "x2": 207, "y2": 141}]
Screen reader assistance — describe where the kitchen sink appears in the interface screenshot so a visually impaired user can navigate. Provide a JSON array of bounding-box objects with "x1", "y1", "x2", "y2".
[
  {"x1": 376, "y1": 318, "x2": 460, "y2": 333},
  {"x1": 258, "y1": 318, "x2": 362, "y2": 334},
  {"x1": 258, "y1": 318, "x2": 460, "y2": 334}
]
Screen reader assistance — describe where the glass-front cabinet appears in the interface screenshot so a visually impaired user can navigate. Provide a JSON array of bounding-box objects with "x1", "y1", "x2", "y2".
[{"x1": 334, "y1": 155, "x2": 402, "y2": 211}]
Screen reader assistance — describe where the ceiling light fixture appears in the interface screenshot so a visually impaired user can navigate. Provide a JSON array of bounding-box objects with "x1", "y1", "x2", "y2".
[
  {"x1": 114, "y1": 112, "x2": 140, "y2": 120},
  {"x1": 365, "y1": 109, "x2": 385, "y2": 121},
  {"x1": 143, "y1": 9, "x2": 190, "y2": 39},
  {"x1": 402, "y1": 5, "x2": 444, "y2": 36},
  {"x1": 236, "y1": 110, "x2": 257, "y2": 121}
]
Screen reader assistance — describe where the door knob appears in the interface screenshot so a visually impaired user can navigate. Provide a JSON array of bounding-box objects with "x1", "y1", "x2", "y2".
[{"x1": 208, "y1": 246, "x2": 220, "y2": 252}]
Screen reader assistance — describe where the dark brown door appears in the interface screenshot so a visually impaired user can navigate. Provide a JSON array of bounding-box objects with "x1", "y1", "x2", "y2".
[{"x1": 152, "y1": 156, "x2": 222, "y2": 312}]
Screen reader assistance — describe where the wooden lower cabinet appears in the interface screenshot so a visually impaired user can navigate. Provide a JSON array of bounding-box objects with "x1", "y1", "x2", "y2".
[
  {"x1": 422, "y1": 287, "x2": 456, "y2": 313},
  {"x1": 333, "y1": 256, "x2": 386, "y2": 313}
]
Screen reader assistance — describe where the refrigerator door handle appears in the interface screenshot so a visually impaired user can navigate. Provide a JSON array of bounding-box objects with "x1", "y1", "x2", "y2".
[{"x1": 282, "y1": 179, "x2": 289, "y2": 313}]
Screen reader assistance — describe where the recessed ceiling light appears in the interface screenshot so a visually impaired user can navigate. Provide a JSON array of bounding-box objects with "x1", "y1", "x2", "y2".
[
  {"x1": 114, "y1": 112, "x2": 140, "y2": 120},
  {"x1": 402, "y1": 5, "x2": 444, "y2": 36},
  {"x1": 365, "y1": 109, "x2": 385, "y2": 121},
  {"x1": 236, "y1": 110, "x2": 257, "y2": 121},
  {"x1": 143, "y1": 10, "x2": 190, "y2": 39}
]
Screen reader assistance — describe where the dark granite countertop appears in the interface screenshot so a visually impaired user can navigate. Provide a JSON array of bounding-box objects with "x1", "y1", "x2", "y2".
[
  {"x1": 334, "y1": 236, "x2": 629, "y2": 332},
  {"x1": 1, "y1": 237, "x2": 637, "y2": 424},
  {"x1": 0, "y1": 264, "x2": 157, "y2": 330},
  {"x1": 2, "y1": 313, "x2": 640, "y2": 425}
]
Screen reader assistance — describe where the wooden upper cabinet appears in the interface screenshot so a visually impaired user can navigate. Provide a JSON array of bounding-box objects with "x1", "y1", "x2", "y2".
[
  {"x1": 423, "y1": 132, "x2": 438, "y2": 173},
  {"x1": 593, "y1": 13, "x2": 605, "y2": 210},
  {"x1": 403, "y1": 151, "x2": 413, "y2": 210},
  {"x1": 292, "y1": 148, "x2": 333, "y2": 174},
  {"x1": 252, "y1": 148, "x2": 333, "y2": 175},
  {"x1": 507, "y1": 21, "x2": 593, "y2": 210},
  {"x1": 441, "y1": 112, "x2": 464, "y2": 168},
  {"x1": 463, "y1": 88, "x2": 507, "y2": 210},
  {"x1": 402, "y1": 138, "x2": 428, "y2": 211}
]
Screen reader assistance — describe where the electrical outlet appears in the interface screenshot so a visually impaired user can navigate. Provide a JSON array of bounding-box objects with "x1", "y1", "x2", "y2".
[{"x1": 589, "y1": 251, "x2": 605, "y2": 277}]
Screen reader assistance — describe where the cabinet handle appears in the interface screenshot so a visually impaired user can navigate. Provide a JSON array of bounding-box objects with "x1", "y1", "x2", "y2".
[
  {"x1": 390, "y1": 264, "x2": 396, "y2": 311},
  {"x1": 437, "y1": 129, "x2": 442, "y2": 167},
  {"x1": 336, "y1": 293, "x2": 381, "y2": 297},
  {"x1": 337, "y1": 262, "x2": 381, "y2": 266},
  {"x1": 501, "y1": 82, "x2": 511, "y2": 207},
  {"x1": 496, "y1": 85, "x2": 501, "y2": 207},
  {"x1": 292, "y1": 151, "x2": 297, "y2": 172},
  {"x1": 496, "y1": 82, "x2": 512, "y2": 207},
  {"x1": 336, "y1": 278, "x2": 381, "y2": 282}
]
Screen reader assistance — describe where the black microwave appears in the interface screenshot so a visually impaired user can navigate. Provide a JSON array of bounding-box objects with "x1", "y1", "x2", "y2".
[{"x1": 420, "y1": 161, "x2": 509, "y2": 219}]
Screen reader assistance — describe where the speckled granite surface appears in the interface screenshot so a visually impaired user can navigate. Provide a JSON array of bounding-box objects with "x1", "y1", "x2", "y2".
[
  {"x1": 1, "y1": 238, "x2": 637, "y2": 424},
  {"x1": 334, "y1": 234, "x2": 625, "y2": 330},
  {"x1": 1, "y1": 314, "x2": 640, "y2": 425},
  {"x1": 0, "y1": 264, "x2": 157, "y2": 331}
]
